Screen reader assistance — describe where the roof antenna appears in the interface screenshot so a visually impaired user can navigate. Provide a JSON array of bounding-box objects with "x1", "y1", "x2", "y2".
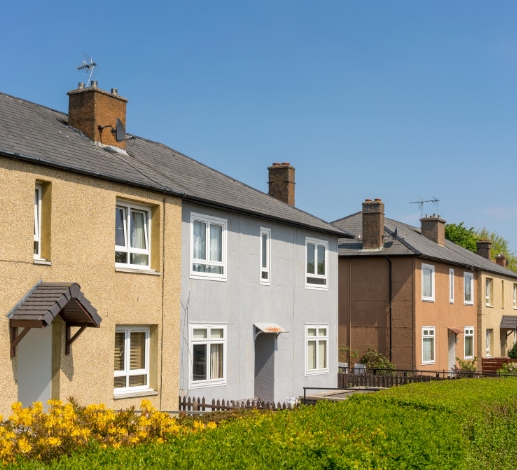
[
  {"x1": 77, "y1": 54, "x2": 97, "y2": 87},
  {"x1": 410, "y1": 197, "x2": 440, "y2": 218}
]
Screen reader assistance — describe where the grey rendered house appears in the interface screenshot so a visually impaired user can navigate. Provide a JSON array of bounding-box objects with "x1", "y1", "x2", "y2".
[{"x1": 178, "y1": 163, "x2": 348, "y2": 403}]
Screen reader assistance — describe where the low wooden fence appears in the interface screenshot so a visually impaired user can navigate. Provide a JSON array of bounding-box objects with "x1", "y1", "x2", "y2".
[
  {"x1": 178, "y1": 396, "x2": 295, "y2": 412},
  {"x1": 482, "y1": 357, "x2": 511, "y2": 374},
  {"x1": 338, "y1": 373, "x2": 433, "y2": 389}
]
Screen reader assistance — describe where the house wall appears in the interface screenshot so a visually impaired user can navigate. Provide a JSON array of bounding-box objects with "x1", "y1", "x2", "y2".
[
  {"x1": 0, "y1": 158, "x2": 182, "y2": 415},
  {"x1": 179, "y1": 202, "x2": 338, "y2": 403},
  {"x1": 338, "y1": 256, "x2": 414, "y2": 370},
  {"x1": 476, "y1": 271, "x2": 517, "y2": 358},
  {"x1": 415, "y1": 259, "x2": 477, "y2": 371}
]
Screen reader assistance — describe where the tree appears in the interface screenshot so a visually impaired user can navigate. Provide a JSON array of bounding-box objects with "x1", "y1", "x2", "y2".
[{"x1": 445, "y1": 222, "x2": 517, "y2": 273}]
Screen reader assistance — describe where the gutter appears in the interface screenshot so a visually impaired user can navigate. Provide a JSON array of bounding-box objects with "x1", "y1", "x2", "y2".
[
  {"x1": 0, "y1": 149, "x2": 346, "y2": 238},
  {"x1": 385, "y1": 256, "x2": 393, "y2": 362}
]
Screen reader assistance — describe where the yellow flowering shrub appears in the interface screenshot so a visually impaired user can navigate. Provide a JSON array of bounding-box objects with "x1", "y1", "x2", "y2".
[{"x1": 0, "y1": 399, "x2": 217, "y2": 465}]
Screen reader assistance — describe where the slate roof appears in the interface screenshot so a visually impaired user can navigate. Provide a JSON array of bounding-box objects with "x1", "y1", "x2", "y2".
[
  {"x1": 9, "y1": 282, "x2": 102, "y2": 327},
  {"x1": 332, "y1": 212, "x2": 517, "y2": 278},
  {"x1": 0, "y1": 92, "x2": 349, "y2": 237},
  {"x1": 500, "y1": 316, "x2": 517, "y2": 330}
]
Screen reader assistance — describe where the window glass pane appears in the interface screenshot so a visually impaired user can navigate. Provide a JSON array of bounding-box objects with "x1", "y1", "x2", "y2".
[
  {"x1": 129, "y1": 253, "x2": 149, "y2": 266},
  {"x1": 193, "y1": 344, "x2": 207, "y2": 381},
  {"x1": 318, "y1": 341, "x2": 327, "y2": 369},
  {"x1": 115, "y1": 207, "x2": 126, "y2": 246},
  {"x1": 423, "y1": 337, "x2": 434, "y2": 362},
  {"x1": 115, "y1": 251, "x2": 128, "y2": 263},
  {"x1": 210, "y1": 328, "x2": 224, "y2": 339},
  {"x1": 114, "y1": 376, "x2": 126, "y2": 389},
  {"x1": 193, "y1": 328, "x2": 208, "y2": 339},
  {"x1": 465, "y1": 276, "x2": 472, "y2": 302},
  {"x1": 192, "y1": 263, "x2": 224, "y2": 274},
  {"x1": 210, "y1": 344, "x2": 224, "y2": 379},
  {"x1": 307, "y1": 340, "x2": 316, "y2": 370},
  {"x1": 262, "y1": 233, "x2": 268, "y2": 269},
  {"x1": 317, "y1": 245, "x2": 325, "y2": 275},
  {"x1": 307, "y1": 277, "x2": 326, "y2": 285},
  {"x1": 193, "y1": 221, "x2": 206, "y2": 260},
  {"x1": 34, "y1": 241, "x2": 39, "y2": 256},
  {"x1": 34, "y1": 188, "x2": 40, "y2": 237},
  {"x1": 261, "y1": 271, "x2": 269, "y2": 280},
  {"x1": 210, "y1": 224, "x2": 222, "y2": 262},
  {"x1": 129, "y1": 375, "x2": 147, "y2": 387},
  {"x1": 307, "y1": 328, "x2": 317, "y2": 337},
  {"x1": 114, "y1": 332, "x2": 125, "y2": 371},
  {"x1": 307, "y1": 243, "x2": 315, "y2": 274},
  {"x1": 130, "y1": 211, "x2": 147, "y2": 249},
  {"x1": 423, "y1": 268, "x2": 432, "y2": 297},
  {"x1": 318, "y1": 328, "x2": 327, "y2": 337},
  {"x1": 465, "y1": 336, "x2": 473, "y2": 356},
  {"x1": 130, "y1": 332, "x2": 146, "y2": 370}
]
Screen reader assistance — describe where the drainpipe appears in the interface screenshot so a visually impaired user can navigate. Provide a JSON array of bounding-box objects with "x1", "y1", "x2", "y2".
[{"x1": 385, "y1": 256, "x2": 393, "y2": 361}]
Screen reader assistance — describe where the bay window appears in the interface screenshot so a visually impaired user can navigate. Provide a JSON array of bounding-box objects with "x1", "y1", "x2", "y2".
[{"x1": 191, "y1": 213, "x2": 227, "y2": 280}]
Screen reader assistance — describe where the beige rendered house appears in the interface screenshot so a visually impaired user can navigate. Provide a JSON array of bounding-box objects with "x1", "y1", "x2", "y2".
[{"x1": 332, "y1": 199, "x2": 510, "y2": 373}]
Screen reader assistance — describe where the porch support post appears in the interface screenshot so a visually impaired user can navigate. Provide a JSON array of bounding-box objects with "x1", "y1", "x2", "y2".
[
  {"x1": 10, "y1": 327, "x2": 32, "y2": 358},
  {"x1": 65, "y1": 324, "x2": 87, "y2": 355}
]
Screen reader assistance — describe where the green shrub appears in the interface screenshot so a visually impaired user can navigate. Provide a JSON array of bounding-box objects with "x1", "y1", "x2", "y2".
[
  {"x1": 360, "y1": 345, "x2": 395, "y2": 373},
  {"x1": 508, "y1": 342, "x2": 517, "y2": 359},
  {"x1": 497, "y1": 362, "x2": 517, "y2": 375}
]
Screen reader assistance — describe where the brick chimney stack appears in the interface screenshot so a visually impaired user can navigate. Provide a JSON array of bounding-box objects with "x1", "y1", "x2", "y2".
[
  {"x1": 67, "y1": 82, "x2": 128, "y2": 150},
  {"x1": 268, "y1": 162, "x2": 295, "y2": 206},
  {"x1": 420, "y1": 214, "x2": 446, "y2": 246},
  {"x1": 476, "y1": 240, "x2": 492, "y2": 261},
  {"x1": 495, "y1": 254, "x2": 507, "y2": 268},
  {"x1": 362, "y1": 199, "x2": 384, "y2": 250}
]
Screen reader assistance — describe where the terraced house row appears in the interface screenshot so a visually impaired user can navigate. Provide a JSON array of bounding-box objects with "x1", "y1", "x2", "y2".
[{"x1": 1, "y1": 83, "x2": 516, "y2": 415}]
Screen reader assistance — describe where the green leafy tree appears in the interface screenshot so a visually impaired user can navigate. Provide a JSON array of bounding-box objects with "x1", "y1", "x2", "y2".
[{"x1": 445, "y1": 222, "x2": 517, "y2": 273}]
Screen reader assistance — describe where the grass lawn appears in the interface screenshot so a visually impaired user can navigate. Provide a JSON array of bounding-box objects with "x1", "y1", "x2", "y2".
[{"x1": 8, "y1": 378, "x2": 517, "y2": 469}]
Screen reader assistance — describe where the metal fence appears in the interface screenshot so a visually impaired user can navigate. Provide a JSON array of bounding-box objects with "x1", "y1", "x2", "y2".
[{"x1": 178, "y1": 396, "x2": 296, "y2": 412}]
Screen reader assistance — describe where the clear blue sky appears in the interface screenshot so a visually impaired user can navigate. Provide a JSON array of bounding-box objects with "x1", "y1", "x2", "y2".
[{"x1": 2, "y1": 1, "x2": 517, "y2": 250}]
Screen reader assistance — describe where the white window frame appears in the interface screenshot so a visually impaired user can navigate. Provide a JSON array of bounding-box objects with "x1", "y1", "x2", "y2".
[
  {"x1": 421, "y1": 263, "x2": 435, "y2": 302},
  {"x1": 513, "y1": 284, "x2": 517, "y2": 309},
  {"x1": 260, "y1": 227, "x2": 271, "y2": 285},
  {"x1": 305, "y1": 324, "x2": 329, "y2": 375},
  {"x1": 485, "y1": 278, "x2": 493, "y2": 306},
  {"x1": 305, "y1": 237, "x2": 329, "y2": 290},
  {"x1": 114, "y1": 326, "x2": 150, "y2": 395},
  {"x1": 115, "y1": 201, "x2": 151, "y2": 270},
  {"x1": 189, "y1": 324, "x2": 227, "y2": 388},
  {"x1": 486, "y1": 329, "x2": 492, "y2": 357},
  {"x1": 464, "y1": 272, "x2": 474, "y2": 305},
  {"x1": 34, "y1": 184, "x2": 42, "y2": 259},
  {"x1": 449, "y1": 269, "x2": 454, "y2": 304},
  {"x1": 190, "y1": 213, "x2": 227, "y2": 281},
  {"x1": 464, "y1": 327, "x2": 474, "y2": 359},
  {"x1": 422, "y1": 327, "x2": 435, "y2": 365}
]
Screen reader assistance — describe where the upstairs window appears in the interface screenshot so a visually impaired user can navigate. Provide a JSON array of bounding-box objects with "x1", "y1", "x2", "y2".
[
  {"x1": 513, "y1": 284, "x2": 517, "y2": 309},
  {"x1": 449, "y1": 269, "x2": 454, "y2": 303},
  {"x1": 464, "y1": 327, "x2": 474, "y2": 358},
  {"x1": 115, "y1": 202, "x2": 151, "y2": 269},
  {"x1": 306, "y1": 238, "x2": 328, "y2": 289},
  {"x1": 486, "y1": 278, "x2": 493, "y2": 306},
  {"x1": 260, "y1": 228, "x2": 271, "y2": 284},
  {"x1": 502, "y1": 281, "x2": 505, "y2": 308},
  {"x1": 190, "y1": 213, "x2": 227, "y2": 280},
  {"x1": 464, "y1": 272, "x2": 474, "y2": 305},
  {"x1": 34, "y1": 184, "x2": 42, "y2": 258},
  {"x1": 422, "y1": 264, "x2": 435, "y2": 302}
]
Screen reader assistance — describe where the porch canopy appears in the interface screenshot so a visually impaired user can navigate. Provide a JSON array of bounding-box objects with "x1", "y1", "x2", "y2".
[
  {"x1": 500, "y1": 316, "x2": 517, "y2": 330},
  {"x1": 254, "y1": 323, "x2": 288, "y2": 340},
  {"x1": 8, "y1": 282, "x2": 102, "y2": 357},
  {"x1": 448, "y1": 327, "x2": 462, "y2": 335}
]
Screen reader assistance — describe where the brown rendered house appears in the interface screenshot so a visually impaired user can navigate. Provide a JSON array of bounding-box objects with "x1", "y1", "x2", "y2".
[{"x1": 333, "y1": 199, "x2": 517, "y2": 373}]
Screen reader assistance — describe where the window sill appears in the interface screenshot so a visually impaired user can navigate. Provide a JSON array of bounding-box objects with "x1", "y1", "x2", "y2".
[
  {"x1": 305, "y1": 284, "x2": 329, "y2": 291},
  {"x1": 305, "y1": 369, "x2": 329, "y2": 376},
  {"x1": 190, "y1": 274, "x2": 227, "y2": 282},
  {"x1": 422, "y1": 298, "x2": 435, "y2": 303},
  {"x1": 33, "y1": 258, "x2": 51, "y2": 266},
  {"x1": 486, "y1": 304, "x2": 494, "y2": 308},
  {"x1": 464, "y1": 302, "x2": 474, "y2": 306},
  {"x1": 113, "y1": 389, "x2": 158, "y2": 400},
  {"x1": 115, "y1": 267, "x2": 160, "y2": 276},
  {"x1": 422, "y1": 362, "x2": 435, "y2": 366},
  {"x1": 189, "y1": 381, "x2": 226, "y2": 389}
]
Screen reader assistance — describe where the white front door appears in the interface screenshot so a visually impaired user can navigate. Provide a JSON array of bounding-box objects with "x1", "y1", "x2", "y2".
[
  {"x1": 18, "y1": 326, "x2": 52, "y2": 407},
  {"x1": 448, "y1": 331, "x2": 456, "y2": 374}
]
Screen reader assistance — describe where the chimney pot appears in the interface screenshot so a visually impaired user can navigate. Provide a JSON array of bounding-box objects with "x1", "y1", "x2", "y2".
[
  {"x1": 78, "y1": 82, "x2": 84, "y2": 90},
  {"x1": 268, "y1": 163, "x2": 295, "y2": 206},
  {"x1": 111, "y1": 88, "x2": 118, "y2": 96},
  {"x1": 374, "y1": 198, "x2": 382, "y2": 202},
  {"x1": 90, "y1": 81, "x2": 98, "y2": 88},
  {"x1": 420, "y1": 215, "x2": 446, "y2": 246},
  {"x1": 362, "y1": 199, "x2": 384, "y2": 250}
]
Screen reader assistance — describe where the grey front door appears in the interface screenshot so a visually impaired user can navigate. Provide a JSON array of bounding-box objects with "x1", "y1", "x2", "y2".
[{"x1": 254, "y1": 333, "x2": 275, "y2": 402}]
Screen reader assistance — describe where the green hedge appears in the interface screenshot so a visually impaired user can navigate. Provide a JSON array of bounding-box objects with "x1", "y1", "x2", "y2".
[{"x1": 10, "y1": 378, "x2": 517, "y2": 469}]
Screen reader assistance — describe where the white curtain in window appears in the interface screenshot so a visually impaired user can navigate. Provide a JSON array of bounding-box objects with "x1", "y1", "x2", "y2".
[
  {"x1": 423, "y1": 337, "x2": 434, "y2": 362},
  {"x1": 210, "y1": 344, "x2": 223, "y2": 379},
  {"x1": 423, "y1": 268, "x2": 432, "y2": 297},
  {"x1": 193, "y1": 221, "x2": 206, "y2": 260},
  {"x1": 318, "y1": 340, "x2": 327, "y2": 369},
  {"x1": 465, "y1": 278, "x2": 472, "y2": 301},
  {"x1": 307, "y1": 340, "x2": 316, "y2": 369},
  {"x1": 131, "y1": 211, "x2": 146, "y2": 249},
  {"x1": 210, "y1": 224, "x2": 222, "y2": 262}
]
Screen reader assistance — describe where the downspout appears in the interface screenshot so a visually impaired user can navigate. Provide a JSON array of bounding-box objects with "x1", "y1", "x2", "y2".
[{"x1": 385, "y1": 256, "x2": 393, "y2": 361}]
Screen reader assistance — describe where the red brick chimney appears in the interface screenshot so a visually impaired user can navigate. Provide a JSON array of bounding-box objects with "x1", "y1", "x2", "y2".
[
  {"x1": 476, "y1": 240, "x2": 492, "y2": 260},
  {"x1": 420, "y1": 214, "x2": 446, "y2": 246},
  {"x1": 67, "y1": 81, "x2": 128, "y2": 150},
  {"x1": 268, "y1": 162, "x2": 295, "y2": 206},
  {"x1": 495, "y1": 254, "x2": 507, "y2": 267},
  {"x1": 362, "y1": 199, "x2": 384, "y2": 249}
]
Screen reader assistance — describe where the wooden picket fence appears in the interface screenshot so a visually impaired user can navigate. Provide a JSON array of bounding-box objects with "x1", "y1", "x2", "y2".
[
  {"x1": 178, "y1": 396, "x2": 295, "y2": 412},
  {"x1": 338, "y1": 372, "x2": 433, "y2": 389},
  {"x1": 481, "y1": 357, "x2": 511, "y2": 374}
]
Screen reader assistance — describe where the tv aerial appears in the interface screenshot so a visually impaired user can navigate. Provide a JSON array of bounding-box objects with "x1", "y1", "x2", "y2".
[
  {"x1": 77, "y1": 54, "x2": 97, "y2": 87},
  {"x1": 410, "y1": 196, "x2": 440, "y2": 218}
]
